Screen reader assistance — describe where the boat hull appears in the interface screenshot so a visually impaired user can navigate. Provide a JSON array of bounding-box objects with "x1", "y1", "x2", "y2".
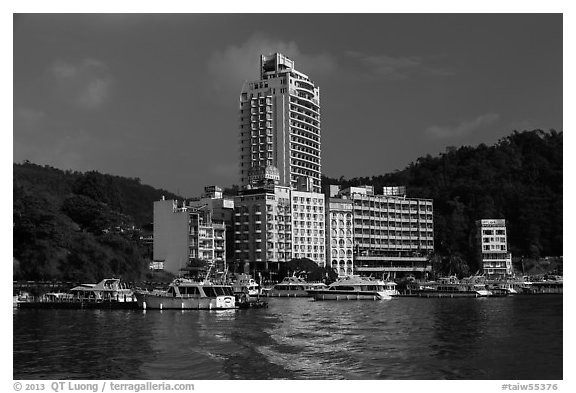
[
  {"x1": 135, "y1": 293, "x2": 236, "y2": 310},
  {"x1": 16, "y1": 301, "x2": 139, "y2": 309},
  {"x1": 417, "y1": 291, "x2": 490, "y2": 298},
  {"x1": 308, "y1": 290, "x2": 394, "y2": 301},
  {"x1": 262, "y1": 289, "x2": 311, "y2": 297}
]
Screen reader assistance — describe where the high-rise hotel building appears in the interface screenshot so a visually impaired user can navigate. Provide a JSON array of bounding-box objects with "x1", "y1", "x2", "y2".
[{"x1": 238, "y1": 53, "x2": 321, "y2": 193}]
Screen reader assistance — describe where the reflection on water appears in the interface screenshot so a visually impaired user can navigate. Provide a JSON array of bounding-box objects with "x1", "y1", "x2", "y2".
[{"x1": 13, "y1": 296, "x2": 562, "y2": 380}]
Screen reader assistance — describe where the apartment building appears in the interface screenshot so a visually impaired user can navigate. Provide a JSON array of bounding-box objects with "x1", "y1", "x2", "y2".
[
  {"x1": 233, "y1": 185, "x2": 292, "y2": 279},
  {"x1": 188, "y1": 185, "x2": 235, "y2": 263},
  {"x1": 476, "y1": 219, "x2": 513, "y2": 279},
  {"x1": 153, "y1": 198, "x2": 225, "y2": 275}
]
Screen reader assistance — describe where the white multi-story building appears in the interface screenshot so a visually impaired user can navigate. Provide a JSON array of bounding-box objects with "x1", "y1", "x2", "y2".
[
  {"x1": 326, "y1": 197, "x2": 354, "y2": 276},
  {"x1": 233, "y1": 186, "x2": 292, "y2": 278},
  {"x1": 238, "y1": 53, "x2": 321, "y2": 193},
  {"x1": 476, "y1": 219, "x2": 513, "y2": 279},
  {"x1": 336, "y1": 185, "x2": 434, "y2": 280},
  {"x1": 290, "y1": 190, "x2": 326, "y2": 266},
  {"x1": 188, "y1": 185, "x2": 235, "y2": 263},
  {"x1": 153, "y1": 198, "x2": 225, "y2": 275}
]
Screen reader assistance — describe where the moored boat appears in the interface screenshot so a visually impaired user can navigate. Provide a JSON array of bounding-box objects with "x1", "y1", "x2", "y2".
[
  {"x1": 69, "y1": 278, "x2": 135, "y2": 302},
  {"x1": 15, "y1": 278, "x2": 138, "y2": 309},
  {"x1": 262, "y1": 276, "x2": 328, "y2": 297},
  {"x1": 418, "y1": 282, "x2": 492, "y2": 298},
  {"x1": 230, "y1": 274, "x2": 268, "y2": 308},
  {"x1": 230, "y1": 274, "x2": 261, "y2": 298},
  {"x1": 307, "y1": 275, "x2": 398, "y2": 300},
  {"x1": 134, "y1": 278, "x2": 237, "y2": 310}
]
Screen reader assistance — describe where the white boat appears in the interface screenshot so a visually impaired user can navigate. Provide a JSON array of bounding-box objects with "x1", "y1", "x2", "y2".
[
  {"x1": 134, "y1": 278, "x2": 236, "y2": 310},
  {"x1": 491, "y1": 282, "x2": 519, "y2": 295},
  {"x1": 262, "y1": 276, "x2": 328, "y2": 297},
  {"x1": 418, "y1": 277, "x2": 492, "y2": 298},
  {"x1": 69, "y1": 278, "x2": 135, "y2": 302},
  {"x1": 230, "y1": 274, "x2": 261, "y2": 297},
  {"x1": 307, "y1": 275, "x2": 398, "y2": 300}
]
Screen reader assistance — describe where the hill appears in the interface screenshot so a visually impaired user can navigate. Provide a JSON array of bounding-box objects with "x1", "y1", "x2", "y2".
[
  {"x1": 13, "y1": 129, "x2": 562, "y2": 281},
  {"x1": 13, "y1": 162, "x2": 183, "y2": 282},
  {"x1": 322, "y1": 129, "x2": 562, "y2": 275}
]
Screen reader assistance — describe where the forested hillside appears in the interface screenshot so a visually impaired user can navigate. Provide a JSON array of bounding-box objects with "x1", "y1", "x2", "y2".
[
  {"x1": 323, "y1": 130, "x2": 563, "y2": 273},
  {"x1": 13, "y1": 162, "x2": 183, "y2": 281}
]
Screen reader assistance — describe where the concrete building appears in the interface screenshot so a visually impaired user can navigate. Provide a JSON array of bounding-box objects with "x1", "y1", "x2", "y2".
[
  {"x1": 290, "y1": 190, "x2": 326, "y2": 266},
  {"x1": 336, "y1": 185, "x2": 434, "y2": 279},
  {"x1": 476, "y1": 219, "x2": 513, "y2": 279},
  {"x1": 233, "y1": 186, "x2": 292, "y2": 279},
  {"x1": 238, "y1": 53, "x2": 321, "y2": 193},
  {"x1": 188, "y1": 185, "x2": 235, "y2": 264},
  {"x1": 153, "y1": 198, "x2": 225, "y2": 275},
  {"x1": 325, "y1": 197, "x2": 354, "y2": 276}
]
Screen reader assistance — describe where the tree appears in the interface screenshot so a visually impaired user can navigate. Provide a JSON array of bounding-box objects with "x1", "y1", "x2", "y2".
[{"x1": 278, "y1": 258, "x2": 338, "y2": 283}]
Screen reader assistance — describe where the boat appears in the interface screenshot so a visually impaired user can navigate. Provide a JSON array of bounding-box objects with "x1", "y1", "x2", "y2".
[
  {"x1": 229, "y1": 274, "x2": 268, "y2": 308},
  {"x1": 306, "y1": 275, "x2": 398, "y2": 300},
  {"x1": 261, "y1": 276, "x2": 328, "y2": 297},
  {"x1": 489, "y1": 281, "x2": 518, "y2": 295},
  {"x1": 230, "y1": 274, "x2": 261, "y2": 298},
  {"x1": 69, "y1": 278, "x2": 136, "y2": 302},
  {"x1": 417, "y1": 277, "x2": 492, "y2": 298},
  {"x1": 15, "y1": 279, "x2": 139, "y2": 309},
  {"x1": 134, "y1": 278, "x2": 237, "y2": 310}
]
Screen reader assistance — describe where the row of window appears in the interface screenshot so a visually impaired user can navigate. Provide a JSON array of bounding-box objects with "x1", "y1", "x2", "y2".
[
  {"x1": 294, "y1": 229, "x2": 323, "y2": 236},
  {"x1": 293, "y1": 204, "x2": 323, "y2": 212},
  {"x1": 482, "y1": 229, "x2": 506, "y2": 235},
  {"x1": 353, "y1": 200, "x2": 432, "y2": 209},
  {"x1": 483, "y1": 245, "x2": 507, "y2": 251},
  {"x1": 331, "y1": 250, "x2": 353, "y2": 257},
  {"x1": 293, "y1": 213, "x2": 324, "y2": 220},
  {"x1": 356, "y1": 240, "x2": 434, "y2": 247},
  {"x1": 482, "y1": 237, "x2": 507, "y2": 243}
]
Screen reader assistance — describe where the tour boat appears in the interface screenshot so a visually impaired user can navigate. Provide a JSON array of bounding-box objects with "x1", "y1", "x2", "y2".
[
  {"x1": 417, "y1": 277, "x2": 492, "y2": 298},
  {"x1": 69, "y1": 278, "x2": 136, "y2": 302},
  {"x1": 489, "y1": 282, "x2": 518, "y2": 295},
  {"x1": 306, "y1": 275, "x2": 398, "y2": 300},
  {"x1": 262, "y1": 276, "x2": 328, "y2": 297},
  {"x1": 16, "y1": 279, "x2": 139, "y2": 309},
  {"x1": 134, "y1": 278, "x2": 237, "y2": 310}
]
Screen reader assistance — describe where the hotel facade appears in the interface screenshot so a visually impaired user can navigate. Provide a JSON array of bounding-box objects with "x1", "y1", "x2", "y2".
[
  {"x1": 476, "y1": 219, "x2": 513, "y2": 279},
  {"x1": 333, "y1": 185, "x2": 434, "y2": 280}
]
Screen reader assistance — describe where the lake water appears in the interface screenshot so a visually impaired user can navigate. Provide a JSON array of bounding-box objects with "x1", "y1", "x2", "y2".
[{"x1": 13, "y1": 295, "x2": 562, "y2": 380}]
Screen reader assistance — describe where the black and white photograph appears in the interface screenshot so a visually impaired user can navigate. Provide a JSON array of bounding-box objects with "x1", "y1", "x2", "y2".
[{"x1": 9, "y1": 2, "x2": 568, "y2": 389}]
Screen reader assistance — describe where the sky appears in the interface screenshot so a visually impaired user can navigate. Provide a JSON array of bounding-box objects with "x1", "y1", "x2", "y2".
[{"x1": 13, "y1": 13, "x2": 563, "y2": 197}]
